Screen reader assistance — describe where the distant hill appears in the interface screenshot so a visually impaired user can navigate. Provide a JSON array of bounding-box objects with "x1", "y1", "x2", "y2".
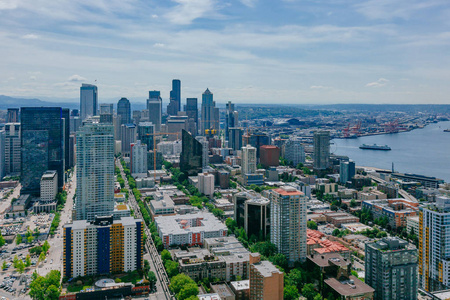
[{"x1": 0, "y1": 95, "x2": 79, "y2": 110}]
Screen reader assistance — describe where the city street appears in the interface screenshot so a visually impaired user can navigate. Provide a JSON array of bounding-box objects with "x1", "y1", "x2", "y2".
[{"x1": 116, "y1": 160, "x2": 174, "y2": 300}]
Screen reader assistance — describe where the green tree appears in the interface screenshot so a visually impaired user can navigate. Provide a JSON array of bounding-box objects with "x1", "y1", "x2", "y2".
[
  {"x1": 161, "y1": 250, "x2": 172, "y2": 262},
  {"x1": 169, "y1": 273, "x2": 195, "y2": 294},
  {"x1": 25, "y1": 254, "x2": 32, "y2": 267},
  {"x1": 225, "y1": 218, "x2": 237, "y2": 232},
  {"x1": 164, "y1": 260, "x2": 179, "y2": 278},
  {"x1": 2, "y1": 261, "x2": 7, "y2": 270},
  {"x1": 350, "y1": 199, "x2": 357, "y2": 208},
  {"x1": 44, "y1": 285, "x2": 60, "y2": 300},
  {"x1": 13, "y1": 255, "x2": 19, "y2": 268},
  {"x1": 301, "y1": 283, "x2": 317, "y2": 300},
  {"x1": 332, "y1": 229, "x2": 341, "y2": 236},
  {"x1": 27, "y1": 235, "x2": 34, "y2": 244},
  {"x1": 286, "y1": 268, "x2": 304, "y2": 290},
  {"x1": 307, "y1": 221, "x2": 318, "y2": 230},
  {"x1": 313, "y1": 294, "x2": 322, "y2": 300},
  {"x1": 269, "y1": 253, "x2": 288, "y2": 270},
  {"x1": 17, "y1": 259, "x2": 25, "y2": 273},
  {"x1": 284, "y1": 285, "x2": 300, "y2": 300},
  {"x1": 42, "y1": 240, "x2": 50, "y2": 253},
  {"x1": 29, "y1": 270, "x2": 61, "y2": 300},
  {"x1": 250, "y1": 241, "x2": 277, "y2": 257},
  {"x1": 148, "y1": 271, "x2": 157, "y2": 286},
  {"x1": 0, "y1": 232, "x2": 5, "y2": 247},
  {"x1": 177, "y1": 282, "x2": 199, "y2": 300},
  {"x1": 16, "y1": 234, "x2": 22, "y2": 244},
  {"x1": 39, "y1": 252, "x2": 46, "y2": 263}
]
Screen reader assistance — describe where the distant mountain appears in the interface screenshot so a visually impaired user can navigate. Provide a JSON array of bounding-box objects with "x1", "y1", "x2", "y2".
[{"x1": 0, "y1": 95, "x2": 79, "y2": 110}]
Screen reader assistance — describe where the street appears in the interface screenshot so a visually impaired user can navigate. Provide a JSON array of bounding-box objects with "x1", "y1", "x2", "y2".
[{"x1": 116, "y1": 160, "x2": 175, "y2": 300}]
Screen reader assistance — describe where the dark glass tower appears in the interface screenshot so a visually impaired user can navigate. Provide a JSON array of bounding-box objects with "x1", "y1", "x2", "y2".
[
  {"x1": 184, "y1": 98, "x2": 198, "y2": 135},
  {"x1": 171, "y1": 79, "x2": 181, "y2": 111},
  {"x1": 62, "y1": 108, "x2": 70, "y2": 170},
  {"x1": 117, "y1": 97, "x2": 131, "y2": 125},
  {"x1": 21, "y1": 107, "x2": 64, "y2": 195},
  {"x1": 180, "y1": 130, "x2": 203, "y2": 176}
]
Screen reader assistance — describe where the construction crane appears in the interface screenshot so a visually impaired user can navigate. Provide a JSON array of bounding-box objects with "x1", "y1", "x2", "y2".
[{"x1": 143, "y1": 132, "x2": 180, "y2": 180}]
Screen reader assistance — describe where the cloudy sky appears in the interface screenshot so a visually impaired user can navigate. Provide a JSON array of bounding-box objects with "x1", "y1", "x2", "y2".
[{"x1": 1, "y1": 0, "x2": 450, "y2": 104}]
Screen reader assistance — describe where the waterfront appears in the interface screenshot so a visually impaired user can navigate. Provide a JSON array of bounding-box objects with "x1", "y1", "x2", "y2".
[{"x1": 333, "y1": 121, "x2": 450, "y2": 182}]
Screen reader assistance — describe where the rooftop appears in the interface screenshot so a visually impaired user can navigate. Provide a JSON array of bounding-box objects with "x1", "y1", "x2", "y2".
[
  {"x1": 155, "y1": 212, "x2": 227, "y2": 235},
  {"x1": 230, "y1": 280, "x2": 250, "y2": 291},
  {"x1": 325, "y1": 275, "x2": 374, "y2": 296},
  {"x1": 252, "y1": 260, "x2": 283, "y2": 277},
  {"x1": 273, "y1": 186, "x2": 304, "y2": 196},
  {"x1": 308, "y1": 253, "x2": 350, "y2": 268}
]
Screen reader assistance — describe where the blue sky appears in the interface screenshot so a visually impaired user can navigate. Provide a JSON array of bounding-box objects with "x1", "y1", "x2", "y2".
[{"x1": 1, "y1": 0, "x2": 450, "y2": 104}]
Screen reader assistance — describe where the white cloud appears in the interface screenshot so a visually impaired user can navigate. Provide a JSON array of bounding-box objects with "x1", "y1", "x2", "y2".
[
  {"x1": 153, "y1": 43, "x2": 165, "y2": 48},
  {"x1": 22, "y1": 34, "x2": 39, "y2": 39},
  {"x1": 164, "y1": 0, "x2": 217, "y2": 25},
  {"x1": 366, "y1": 78, "x2": 389, "y2": 87},
  {"x1": 310, "y1": 85, "x2": 331, "y2": 90},
  {"x1": 355, "y1": 0, "x2": 446, "y2": 20},
  {"x1": 240, "y1": 0, "x2": 257, "y2": 8},
  {"x1": 151, "y1": 14, "x2": 158, "y2": 19},
  {"x1": 0, "y1": 0, "x2": 20, "y2": 10},
  {"x1": 68, "y1": 74, "x2": 87, "y2": 82}
]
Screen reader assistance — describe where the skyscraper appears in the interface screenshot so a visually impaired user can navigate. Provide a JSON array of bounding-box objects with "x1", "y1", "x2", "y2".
[
  {"x1": 4, "y1": 123, "x2": 21, "y2": 176},
  {"x1": 419, "y1": 196, "x2": 450, "y2": 292},
  {"x1": 269, "y1": 186, "x2": 307, "y2": 266},
  {"x1": 131, "y1": 140, "x2": 147, "y2": 175},
  {"x1": 180, "y1": 130, "x2": 203, "y2": 176},
  {"x1": 7, "y1": 108, "x2": 19, "y2": 123},
  {"x1": 171, "y1": 79, "x2": 181, "y2": 111},
  {"x1": 247, "y1": 132, "x2": 270, "y2": 159},
  {"x1": 62, "y1": 108, "x2": 70, "y2": 171},
  {"x1": 184, "y1": 98, "x2": 198, "y2": 135},
  {"x1": 284, "y1": 138, "x2": 305, "y2": 166},
  {"x1": 80, "y1": 84, "x2": 98, "y2": 120},
  {"x1": 201, "y1": 88, "x2": 219, "y2": 135},
  {"x1": 313, "y1": 131, "x2": 330, "y2": 170},
  {"x1": 117, "y1": 97, "x2": 131, "y2": 125},
  {"x1": 225, "y1": 101, "x2": 238, "y2": 141},
  {"x1": 0, "y1": 130, "x2": 5, "y2": 180},
  {"x1": 229, "y1": 127, "x2": 243, "y2": 151},
  {"x1": 242, "y1": 145, "x2": 257, "y2": 175},
  {"x1": 340, "y1": 160, "x2": 356, "y2": 184},
  {"x1": 99, "y1": 103, "x2": 114, "y2": 114},
  {"x1": 76, "y1": 122, "x2": 115, "y2": 221},
  {"x1": 21, "y1": 107, "x2": 64, "y2": 195},
  {"x1": 147, "y1": 91, "x2": 162, "y2": 132},
  {"x1": 137, "y1": 122, "x2": 155, "y2": 151},
  {"x1": 120, "y1": 124, "x2": 136, "y2": 155},
  {"x1": 365, "y1": 237, "x2": 418, "y2": 300}
]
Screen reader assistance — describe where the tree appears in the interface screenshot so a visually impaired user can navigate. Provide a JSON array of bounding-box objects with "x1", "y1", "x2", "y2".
[
  {"x1": 13, "y1": 255, "x2": 19, "y2": 268},
  {"x1": 29, "y1": 270, "x2": 61, "y2": 300},
  {"x1": 284, "y1": 285, "x2": 300, "y2": 300},
  {"x1": 39, "y1": 252, "x2": 46, "y2": 263},
  {"x1": 269, "y1": 253, "x2": 288, "y2": 270},
  {"x1": 301, "y1": 283, "x2": 317, "y2": 300},
  {"x1": 250, "y1": 241, "x2": 277, "y2": 257},
  {"x1": 148, "y1": 271, "x2": 157, "y2": 286},
  {"x1": 332, "y1": 229, "x2": 341, "y2": 236},
  {"x1": 170, "y1": 274, "x2": 195, "y2": 294},
  {"x1": 307, "y1": 221, "x2": 318, "y2": 230},
  {"x1": 16, "y1": 234, "x2": 22, "y2": 245},
  {"x1": 42, "y1": 240, "x2": 50, "y2": 253},
  {"x1": 225, "y1": 218, "x2": 237, "y2": 232},
  {"x1": 16, "y1": 259, "x2": 25, "y2": 273},
  {"x1": 296, "y1": 163, "x2": 304, "y2": 169},
  {"x1": 161, "y1": 250, "x2": 172, "y2": 262},
  {"x1": 350, "y1": 199, "x2": 357, "y2": 208},
  {"x1": 0, "y1": 232, "x2": 5, "y2": 247},
  {"x1": 286, "y1": 268, "x2": 304, "y2": 290},
  {"x1": 177, "y1": 283, "x2": 199, "y2": 300},
  {"x1": 164, "y1": 260, "x2": 179, "y2": 278},
  {"x1": 25, "y1": 254, "x2": 32, "y2": 267},
  {"x1": 27, "y1": 235, "x2": 34, "y2": 244},
  {"x1": 2, "y1": 261, "x2": 7, "y2": 270},
  {"x1": 44, "y1": 285, "x2": 60, "y2": 300}
]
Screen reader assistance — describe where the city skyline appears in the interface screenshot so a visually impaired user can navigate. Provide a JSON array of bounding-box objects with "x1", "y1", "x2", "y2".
[{"x1": 1, "y1": 1, "x2": 450, "y2": 104}]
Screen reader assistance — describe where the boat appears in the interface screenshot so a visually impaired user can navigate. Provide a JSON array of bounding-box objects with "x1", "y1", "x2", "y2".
[
  {"x1": 444, "y1": 129, "x2": 450, "y2": 132},
  {"x1": 359, "y1": 144, "x2": 391, "y2": 151}
]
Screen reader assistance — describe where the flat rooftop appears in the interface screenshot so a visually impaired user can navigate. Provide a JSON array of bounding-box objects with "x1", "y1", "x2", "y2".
[
  {"x1": 325, "y1": 275, "x2": 374, "y2": 296},
  {"x1": 155, "y1": 212, "x2": 227, "y2": 235},
  {"x1": 252, "y1": 260, "x2": 282, "y2": 277},
  {"x1": 230, "y1": 280, "x2": 249, "y2": 291}
]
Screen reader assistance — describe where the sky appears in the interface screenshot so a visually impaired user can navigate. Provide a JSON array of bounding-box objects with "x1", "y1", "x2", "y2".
[{"x1": 1, "y1": 0, "x2": 450, "y2": 104}]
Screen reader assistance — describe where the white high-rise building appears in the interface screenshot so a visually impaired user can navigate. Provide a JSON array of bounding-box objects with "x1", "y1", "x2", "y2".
[
  {"x1": 241, "y1": 145, "x2": 257, "y2": 175},
  {"x1": 131, "y1": 140, "x2": 147, "y2": 175},
  {"x1": 147, "y1": 91, "x2": 162, "y2": 132},
  {"x1": 268, "y1": 186, "x2": 307, "y2": 266},
  {"x1": 157, "y1": 140, "x2": 182, "y2": 156},
  {"x1": 199, "y1": 173, "x2": 215, "y2": 198},
  {"x1": 419, "y1": 196, "x2": 450, "y2": 292},
  {"x1": 76, "y1": 122, "x2": 115, "y2": 221},
  {"x1": 284, "y1": 138, "x2": 305, "y2": 166},
  {"x1": 40, "y1": 170, "x2": 58, "y2": 203}
]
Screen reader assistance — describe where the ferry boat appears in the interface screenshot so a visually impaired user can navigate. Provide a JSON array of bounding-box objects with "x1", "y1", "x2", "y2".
[
  {"x1": 444, "y1": 129, "x2": 450, "y2": 132},
  {"x1": 359, "y1": 144, "x2": 391, "y2": 151}
]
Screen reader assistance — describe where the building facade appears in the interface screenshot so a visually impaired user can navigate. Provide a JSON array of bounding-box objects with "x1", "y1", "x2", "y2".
[
  {"x1": 4, "y1": 123, "x2": 21, "y2": 176},
  {"x1": 131, "y1": 140, "x2": 147, "y2": 175},
  {"x1": 40, "y1": 170, "x2": 58, "y2": 203},
  {"x1": 180, "y1": 130, "x2": 203, "y2": 176},
  {"x1": 147, "y1": 91, "x2": 162, "y2": 132},
  {"x1": 313, "y1": 130, "x2": 330, "y2": 170},
  {"x1": 117, "y1": 97, "x2": 131, "y2": 125},
  {"x1": 137, "y1": 122, "x2": 154, "y2": 151},
  {"x1": 284, "y1": 138, "x2": 305, "y2": 166},
  {"x1": 76, "y1": 122, "x2": 115, "y2": 221},
  {"x1": 120, "y1": 124, "x2": 137, "y2": 155},
  {"x1": 241, "y1": 145, "x2": 257, "y2": 175},
  {"x1": 365, "y1": 237, "x2": 418, "y2": 300},
  {"x1": 340, "y1": 160, "x2": 356, "y2": 184},
  {"x1": 229, "y1": 128, "x2": 243, "y2": 151},
  {"x1": 63, "y1": 216, "x2": 143, "y2": 278},
  {"x1": 21, "y1": 107, "x2": 65, "y2": 195},
  {"x1": 80, "y1": 84, "x2": 98, "y2": 120},
  {"x1": 249, "y1": 253, "x2": 283, "y2": 300},
  {"x1": 269, "y1": 186, "x2": 307, "y2": 265},
  {"x1": 199, "y1": 173, "x2": 215, "y2": 198},
  {"x1": 184, "y1": 97, "x2": 198, "y2": 135},
  {"x1": 419, "y1": 196, "x2": 450, "y2": 292},
  {"x1": 201, "y1": 88, "x2": 219, "y2": 135},
  {"x1": 259, "y1": 145, "x2": 280, "y2": 168}
]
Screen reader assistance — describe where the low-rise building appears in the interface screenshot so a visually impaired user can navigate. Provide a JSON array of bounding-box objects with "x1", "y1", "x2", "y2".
[
  {"x1": 230, "y1": 280, "x2": 249, "y2": 300},
  {"x1": 210, "y1": 282, "x2": 236, "y2": 300},
  {"x1": 40, "y1": 170, "x2": 58, "y2": 203},
  {"x1": 362, "y1": 198, "x2": 419, "y2": 229},
  {"x1": 149, "y1": 194, "x2": 175, "y2": 220},
  {"x1": 406, "y1": 216, "x2": 419, "y2": 236},
  {"x1": 155, "y1": 212, "x2": 227, "y2": 248}
]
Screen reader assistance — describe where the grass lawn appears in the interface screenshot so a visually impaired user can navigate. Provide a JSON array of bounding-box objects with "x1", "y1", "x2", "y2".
[
  {"x1": 117, "y1": 271, "x2": 143, "y2": 284},
  {"x1": 67, "y1": 284, "x2": 92, "y2": 293}
]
